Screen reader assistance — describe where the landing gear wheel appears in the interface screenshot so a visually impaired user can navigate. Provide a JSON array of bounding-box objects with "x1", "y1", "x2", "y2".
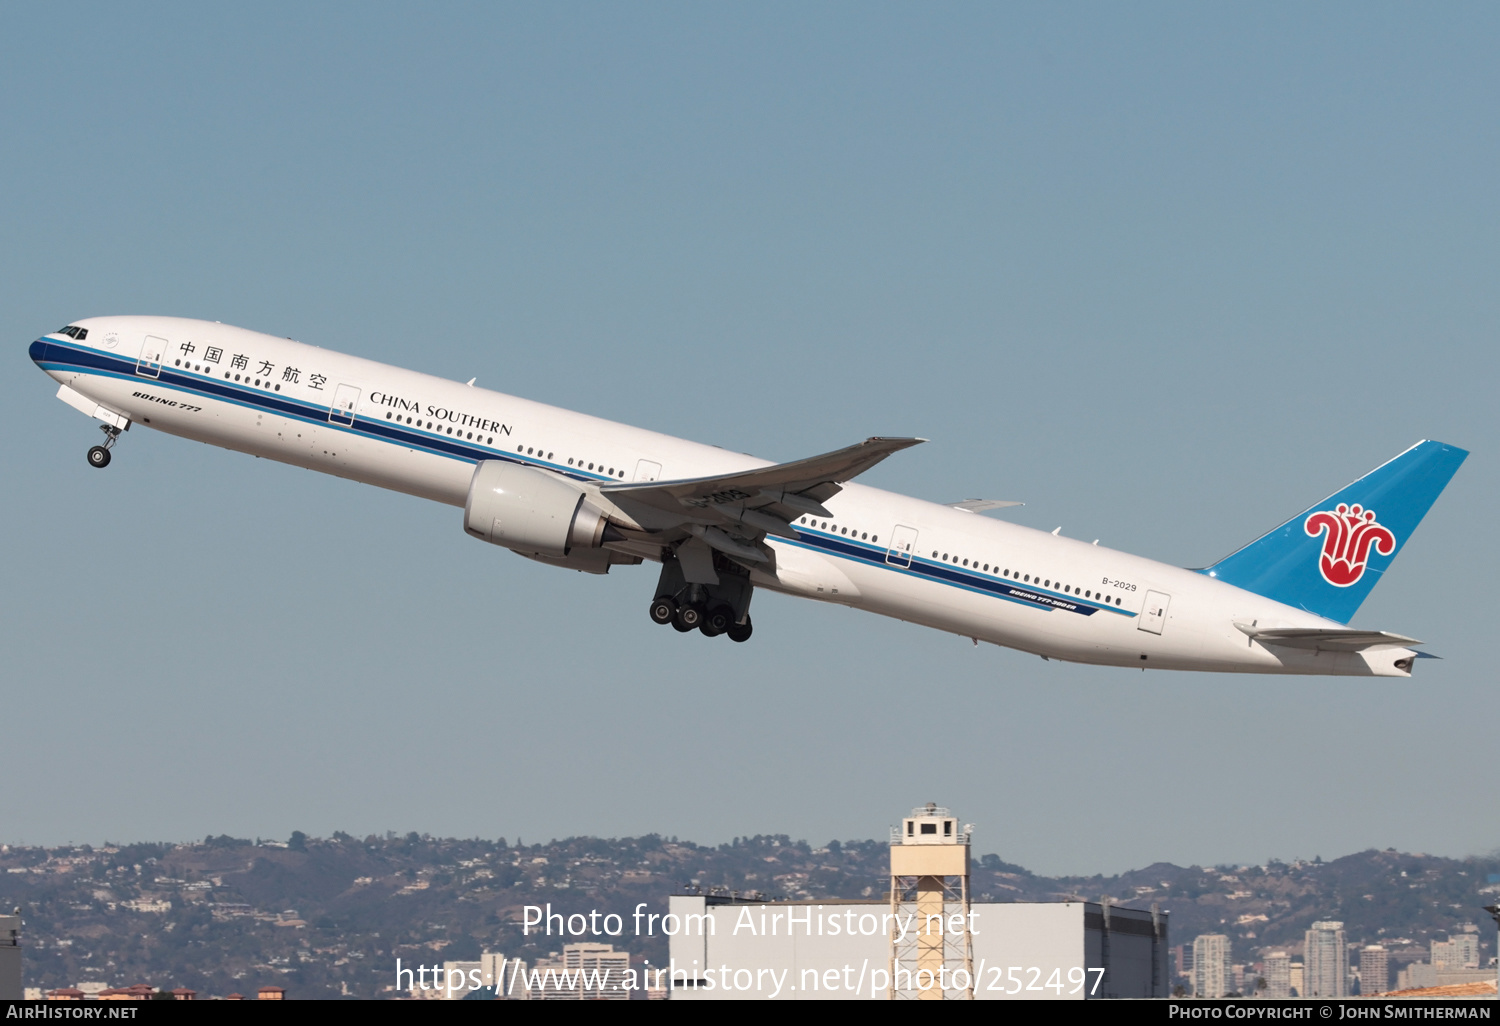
[
  {"x1": 727, "y1": 616, "x2": 753, "y2": 643},
  {"x1": 87, "y1": 445, "x2": 111, "y2": 469},
  {"x1": 649, "y1": 597, "x2": 678, "y2": 625},
  {"x1": 700, "y1": 605, "x2": 733, "y2": 637},
  {"x1": 674, "y1": 603, "x2": 703, "y2": 632}
]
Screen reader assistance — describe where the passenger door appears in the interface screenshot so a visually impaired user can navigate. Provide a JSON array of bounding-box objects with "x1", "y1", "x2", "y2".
[
  {"x1": 1138, "y1": 590, "x2": 1171, "y2": 635},
  {"x1": 136, "y1": 336, "x2": 166, "y2": 378},
  {"x1": 329, "y1": 384, "x2": 360, "y2": 426},
  {"x1": 885, "y1": 524, "x2": 918, "y2": 568}
]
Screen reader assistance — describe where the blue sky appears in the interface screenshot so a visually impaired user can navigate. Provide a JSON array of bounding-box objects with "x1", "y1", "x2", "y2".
[{"x1": 3, "y1": 3, "x2": 1496, "y2": 875}]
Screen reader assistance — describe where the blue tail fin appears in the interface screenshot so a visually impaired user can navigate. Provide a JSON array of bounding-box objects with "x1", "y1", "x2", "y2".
[{"x1": 1199, "y1": 440, "x2": 1468, "y2": 623}]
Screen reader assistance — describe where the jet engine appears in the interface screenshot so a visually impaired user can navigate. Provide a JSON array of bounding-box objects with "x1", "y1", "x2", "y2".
[{"x1": 464, "y1": 460, "x2": 615, "y2": 559}]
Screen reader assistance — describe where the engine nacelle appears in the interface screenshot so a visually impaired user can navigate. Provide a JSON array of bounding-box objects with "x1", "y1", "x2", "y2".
[{"x1": 464, "y1": 461, "x2": 609, "y2": 558}]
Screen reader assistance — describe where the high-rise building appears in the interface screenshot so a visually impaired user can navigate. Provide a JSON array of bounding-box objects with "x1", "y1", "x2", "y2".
[
  {"x1": 1431, "y1": 927, "x2": 1480, "y2": 970},
  {"x1": 1289, "y1": 961, "x2": 1304, "y2": 997},
  {"x1": 1193, "y1": 934, "x2": 1231, "y2": 999},
  {"x1": 1304, "y1": 921, "x2": 1348, "y2": 997},
  {"x1": 1263, "y1": 951, "x2": 1291, "y2": 999},
  {"x1": 1359, "y1": 946, "x2": 1389, "y2": 996}
]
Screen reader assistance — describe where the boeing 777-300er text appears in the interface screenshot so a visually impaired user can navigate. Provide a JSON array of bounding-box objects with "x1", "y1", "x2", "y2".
[{"x1": 31, "y1": 317, "x2": 1467, "y2": 675}]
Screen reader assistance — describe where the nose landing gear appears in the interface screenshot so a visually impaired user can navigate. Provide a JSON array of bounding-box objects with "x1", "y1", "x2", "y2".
[{"x1": 87, "y1": 424, "x2": 122, "y2": 469}]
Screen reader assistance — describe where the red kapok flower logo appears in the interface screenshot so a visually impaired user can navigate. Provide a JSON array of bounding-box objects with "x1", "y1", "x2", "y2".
[{"x1": 1304, "y1": 503, "x2": 1397, "y2": 587}]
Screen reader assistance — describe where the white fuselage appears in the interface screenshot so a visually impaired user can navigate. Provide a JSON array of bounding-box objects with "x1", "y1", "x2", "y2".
[{"x1": 33, "y1": 316, "x2": 1416, "y2": 676}]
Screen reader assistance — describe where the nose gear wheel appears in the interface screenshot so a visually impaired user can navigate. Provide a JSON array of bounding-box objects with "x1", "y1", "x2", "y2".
[{"x1": 87, "y1": 423, "x2": 123, "y2": 469}]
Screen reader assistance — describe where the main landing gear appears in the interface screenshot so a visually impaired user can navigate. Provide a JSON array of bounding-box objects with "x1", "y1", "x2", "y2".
[
  {"x1": 87, "y1": 424, "x2": 122, "y2": 469},
  {"x1": 648, "y1": 594, "x2": 753, "y2": 642},
  {"x1": 648, "y1": 551, "x2": 755, "y2": 642}
]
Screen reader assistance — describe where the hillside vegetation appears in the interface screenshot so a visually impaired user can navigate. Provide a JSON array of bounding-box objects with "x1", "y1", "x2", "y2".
[{"x1": 3, "y1": 835, "x2": 1494, "y2": 998}]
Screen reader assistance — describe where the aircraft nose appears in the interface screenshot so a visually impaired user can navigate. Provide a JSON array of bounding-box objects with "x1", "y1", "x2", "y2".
[{"x1": 29, "y1": 338, "x2": 52, "y2": 366}]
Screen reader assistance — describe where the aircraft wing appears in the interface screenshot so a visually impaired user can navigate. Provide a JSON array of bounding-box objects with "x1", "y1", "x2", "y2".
[
  {"x1": 596, "y1": 437, "x2": 923, "y2": 566},
  {"x1": 1233, "y1": 624, "x2": 1422, "y2": 651}
]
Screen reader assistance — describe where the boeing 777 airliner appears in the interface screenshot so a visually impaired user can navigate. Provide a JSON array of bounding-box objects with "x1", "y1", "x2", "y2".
[{"x1": 30, "y1": 317, "x2": 1466, "y2": 675}]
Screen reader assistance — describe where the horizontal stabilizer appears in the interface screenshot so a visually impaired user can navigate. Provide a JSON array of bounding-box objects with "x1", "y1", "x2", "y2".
[
  {"x1": 1233, "y1": 623, "x2": 1421, "y2": 651},
  {"x1": 946, "y1": 499, "x2": 1023, "y2": 514}
]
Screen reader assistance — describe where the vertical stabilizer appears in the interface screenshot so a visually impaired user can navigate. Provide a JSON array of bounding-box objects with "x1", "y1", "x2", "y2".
[{"x1": 1199, "y1": 440, "x2": 1467, "y2": 623}]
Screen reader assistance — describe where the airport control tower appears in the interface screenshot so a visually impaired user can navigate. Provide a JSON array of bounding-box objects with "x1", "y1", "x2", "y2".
[{"x1": 888, "y1": 803, "x2": 974, "y2": 999}]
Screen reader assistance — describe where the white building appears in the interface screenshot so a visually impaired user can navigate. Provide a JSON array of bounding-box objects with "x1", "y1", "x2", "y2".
[
  {"x1": 1192, "y1": 934, "x2": 1230, "y2": 998},
  {"x1": 399, "y1": 961, "x2": 480, "y2": 1000},
  {"x1": 1358, "y1": 945, "x2": 1388, "y2": 995},
  {"x1": 479, "y1": 951, "x2": 529, "y2": 998},
  {"x1": 666, "y1": 895, "x2": 1167, "y2": 1000},
  {"x1": 1262, "y1": 951, "x2": 1291, "y2": 999},
  {"x1": 1303, "y1": 921, "x2": 1348, "y2": 997},
  {"x1": 1432, "y1": 927, "x2": 1480, "y2": 970},
  {"x1": 529, "y1": 943, "x2": 631, "y2": 1000},
  {"x1": 0, "y1": 915, "x2": 18, "y2": 1001}
]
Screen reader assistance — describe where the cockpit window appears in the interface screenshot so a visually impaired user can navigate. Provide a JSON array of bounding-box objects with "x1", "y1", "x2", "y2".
[{"x1": 58, "y1": 325, "x2": 88, "y2": 340}]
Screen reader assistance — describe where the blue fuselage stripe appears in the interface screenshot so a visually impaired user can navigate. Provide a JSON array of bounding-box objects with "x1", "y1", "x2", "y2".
[
  {"x1": 36, "y1": 337, "x2": 1134, "y2": 619},
  {"x1": 777, "y1": 533, "x2": 1132, "y2": 616},
  {"x1": 35, "y1": 337, "x2": 611, "y2": 482}
]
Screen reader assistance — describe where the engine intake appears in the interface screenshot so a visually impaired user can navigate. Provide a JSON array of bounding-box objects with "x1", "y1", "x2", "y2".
[{"x1": 464, "y1": 461, "x2": 610, "y2": 557}]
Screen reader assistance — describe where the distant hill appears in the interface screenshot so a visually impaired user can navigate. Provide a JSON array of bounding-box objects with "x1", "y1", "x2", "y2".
[{"x1": 2, "y1": 834, "x2": 1494, "y2": 998}]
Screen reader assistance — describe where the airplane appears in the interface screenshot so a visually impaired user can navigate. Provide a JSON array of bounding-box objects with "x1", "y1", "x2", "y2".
[{"x1": 30, "y1": 316, "x2": 1466, "y2": 675}]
